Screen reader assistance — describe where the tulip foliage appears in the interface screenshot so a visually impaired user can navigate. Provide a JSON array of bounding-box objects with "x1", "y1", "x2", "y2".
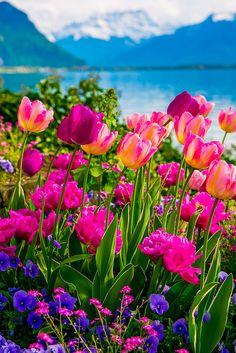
[{"x1": 0, "y1": 90, "x2": 235, "y2": 352}]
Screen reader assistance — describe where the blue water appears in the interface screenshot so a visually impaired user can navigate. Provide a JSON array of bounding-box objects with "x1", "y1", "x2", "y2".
[{"x1": 1, "y1": 69, "x2": 236, "y2": 145}]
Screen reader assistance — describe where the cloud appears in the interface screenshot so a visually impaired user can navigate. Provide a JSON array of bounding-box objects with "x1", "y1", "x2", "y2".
[{"x1": 7, "y1": 0, "x2": 236, "y2": 35}]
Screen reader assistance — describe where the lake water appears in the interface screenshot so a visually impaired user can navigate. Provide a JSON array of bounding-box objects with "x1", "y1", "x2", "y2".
[{"x1": 1, "y1": 69, "x2": 236, "y2": 145}]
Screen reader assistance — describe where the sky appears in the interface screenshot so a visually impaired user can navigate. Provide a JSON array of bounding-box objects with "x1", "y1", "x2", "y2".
[{"x1": 6, "y1": 0, "x2": 236, "y2": 35}]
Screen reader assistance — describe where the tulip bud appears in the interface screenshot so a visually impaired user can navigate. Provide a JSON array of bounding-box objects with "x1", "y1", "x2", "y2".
[
  {"x1": 22, "y1": 148, "x2": 44, "y2": 177},
  {"x1": 218, "y1": 107, "x2": 236, "y2": 133}
]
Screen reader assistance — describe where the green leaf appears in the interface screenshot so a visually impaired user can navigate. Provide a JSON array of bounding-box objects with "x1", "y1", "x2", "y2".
[
  {"x1": 162, "y1": 198, "x2": 174, "y2": 230},
  {"x1": 166, "y1": 210, "x2": 176, "y2": 234},
  {"x1": 189, "y1": 283, "x2": 218, "y2": 353},
  {"x1": 60, "y1": 265, "x2": 93, "y2": 305},
  {"x1": 127, "y1": 194, "x2": 151, "y2": 263},
  {"x1": 200, "y1": 274, "x2": 233, "y2": 353},
  {"x1": 96, "y1": 215, "x2": 118, "y2": 280},
  {"x1": 195, "y1": 230, "x2": 222, "y2": 267},
  {"x1": 103, "y1": 264, "x2": 134, "y2": 311},
  {"x1": 205, "y1": 242, "x2": 221, "y2": 284},
  {"x1": 8, "y1": 182, "x2": 26, "y2": 210},
  {"x1": 90, "y1": 166, "x2": 104, "y2": 178},
  {"x1": 120, "y1": 204, "x2": 130, "y2": 268}
]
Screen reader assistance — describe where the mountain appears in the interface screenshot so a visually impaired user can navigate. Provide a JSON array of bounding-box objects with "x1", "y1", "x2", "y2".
[
  {"x1": 0, "y1": 1, "x2": 84, "y2": 67},
  {"x1": 55, "y1": 11, "x2": 236, "y2": 68},
  {"x1": 115, "y1": 13, "x2": 236, "y2": 67},
  {"x1": 54, "y1": 10, "x2": 161, "y2": 66}
]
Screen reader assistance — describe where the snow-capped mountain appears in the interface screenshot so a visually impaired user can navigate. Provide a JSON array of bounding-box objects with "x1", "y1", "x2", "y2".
[{"x1": 54, "y1": 9, "x2": 161, "y2": 43}]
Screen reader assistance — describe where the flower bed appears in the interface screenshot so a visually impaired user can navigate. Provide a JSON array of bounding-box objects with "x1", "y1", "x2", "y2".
[{"x1": 0, "y1": 90, "x2": 235, "y2": 353}]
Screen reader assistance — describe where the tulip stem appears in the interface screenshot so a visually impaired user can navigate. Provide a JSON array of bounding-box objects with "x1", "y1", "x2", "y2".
[
  {"x1": 173, "y1": 156, "x2": 185, "y2": 210},
  {"x1": 174, "y1": 167, "x2": 194, "y2": 235},
  {"x1": 18, "y1": 131, "x2": 29, "y2": 184},
  {"x1": 146, "y1": 157, "x2": 153, "y2": 192},
  {"x1": 222, "y1": 131, "x2": 227, "y2": 144},
  {"x1": 200, "y1": 198, "x2": 219, "y2": 288},
  {"x1": 80, "y1": 154, "x2": 92, "y2": 214},
  {"x1": 47, "y1": 147, "x2": 77, "y2": 286}
]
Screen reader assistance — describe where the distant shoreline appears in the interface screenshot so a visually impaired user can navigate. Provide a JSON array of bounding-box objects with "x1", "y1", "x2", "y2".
[{"x1": 1, "y1": 64, "x2": 236, "y2": 74}]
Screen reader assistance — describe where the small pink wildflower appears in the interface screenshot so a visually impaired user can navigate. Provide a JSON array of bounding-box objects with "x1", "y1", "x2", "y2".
[
  {"x1": 27, "y1": 290, "x2": 43, "y2": 297},
  {"x1": 120, "y1": 285, "x2": 132, "y2": 294},
  {"x1": 123, "y1": 336, "x2": 144, "y2": 351},
  {"x1": 100, "y1": 308, "x2": 112, "y2": 316},
  {"x1": 37, "y1": 332, "x2": 53, "y2": 344},
  {"x1": 57, "y1": 308, "x2": 73, "y2": 316},
  {"x1": 74, "y1": 309, "x2": 87, "y2": 317},
  {"x1": 29, "y1": 343, "x2": 44, "y2": 349},
  {"x1": 35, "y1": 307, "x2": 49, "y2": 315},
  {"x1": 112, "y1": 335, "x2": 123, "y2": 345},
  {"x1": 123, "y1": 295, "x2": 134, "y2": 306},
  {"x1": 89, "y1": 298, "x2": 103, "y2": 308},
  {"x1": 138, "y1": 317, "x2": 149, "y2": 323}
]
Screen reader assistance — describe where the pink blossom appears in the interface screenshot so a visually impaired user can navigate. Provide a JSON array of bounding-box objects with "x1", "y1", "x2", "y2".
[
  {"x1": 22, "y1": 148, "x2": 44, "y2": 177},
  {"x1": 37, "y1": 332, "x2": 54, "y2": 344},
  {"x1": 0, "y1": 218, "x2": 15, "y2": 244},
  {"x1": 27, "y1": 290, "x2": 42, "y2": 297},
  {"x1": 188, "y1": 170, "x2": 206, "y2": 190},
  {"x1": 0, "y1": 245, "x2": 16, "y2": 257},
  {"x1": 75, "y1": 206, "x2": 122, "y2": 254},
  {"x1": 74, "y1": 309, "x2": 87, "y2": 317},
  {"x1": 181, "y1": 192, "x2": 229, "y2": 234},
  {"x1": 139, "y1": 229, "x2": 201, "y2": 284},
  {"x1": 53, "y1": 151, "x2": 88, "y2": 170},
  {"x1": 157, "y1": 162, "x2": 184, "y2": 187},
  {"x1": 57, "y1": 308, "x2": 73, "y2": 316},
  {"x1": 100, "y1": 308, "x2": 112, "y2": 316},
  {"x1": 47, "y1": 170, "x2": 73, "y2": 185},
  {"x1": 120, "y1": 285, "x2": 132, "y2": 294}
]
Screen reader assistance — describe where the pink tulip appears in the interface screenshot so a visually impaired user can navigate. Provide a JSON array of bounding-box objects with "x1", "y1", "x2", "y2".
[
  {"x1": 18, "y1": 97, "x2": 53, "y2": 133},
  {"x1": 157, "y1": 162, "x2": 184, "y2": 187},
  {"x1": 21, "y1": 148, "x2": 44, "y2": 177},
  {"x1": 188, "y1": 170, "x2": 206, "y2": 190},
  {"x1": 184, "y1": 134, "x2": 224, "y2": 169},
  {"x1": 53, "y1": 151, "x2": 87, "y2": 170},
  {"x1": 174, "y1": 112, "x2": 211, "y2": 144},
  {"x1": 167, "y1": 91, "x2": 200, "y2": 118},
  {"x1": 194, "y1": 95, "x2": 215, "y2": 117},
  {"x1": 0, "y1": 218, "x2": 15, "y2": 244},
  {"x1": 135, "y1": 121, "x2": 167, "y2": 149},
  {"x1": 81, "y1": 122, "x2": 118, "y2": 155},
  {"x1": 218, "y1": 107, "x2": 236, "y2": 133},
  {"x1": 75, "y1": 206, "x2": 122, "y2": 254},
  {"x1": 114, "y1": 182, "x2": 134, "y2": 206},
  {"x1": 57, "y1": 104, "x2": 102, "y2": 145},
  {"x1": 206, "y1": 160, "x2": 236, "y2": 200},
  {"x1": 126, "y1": 112, "x2": 150, "y2": 130},
  {"x1": 117, "y1": 132, "x2": 156, "y2": 169},
  {"x1": 151, "y1": 111, "x2": 173, "y2": 138}
]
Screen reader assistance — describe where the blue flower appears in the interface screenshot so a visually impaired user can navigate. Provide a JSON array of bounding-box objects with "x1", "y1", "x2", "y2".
[
  {"x1": 13, "y1": 290, "x2": 36, "y2": 312},
  {"x1": 0, "y1": 251, "x2": 10, "y2": 271},
  {"x1": 150, "y1": 294, "x2": 169, "y2": 315},
  {"x1": 218, "y1": 342, "x2": 230, "y2": 353},
  {"x1": 144, "y1": 335, "x2": 159, "y2": 353},
  {"x1": 8, "y1": 287, "x2": 21, "y2": 297},
  {"x1": 56, "y1": 292, "x2": 77, "y2": 311},
  {"x1": 203, "y1": 311, "x2": 211, "y2": 323},
  {"x1": 151, "y1": 320, "x2": 165, "y2": 340},
  {"x1": 96, "y1": 325, "x2": 110, "y2": 340},
  {"x1": 27, "y1": 311, "x2": 43, "y2": 330},
  {"x1": 23, "y1": 260, "x2": 39, "y2": 278},
  {"x1": 1, "y1": 160, "x2": 14, "y2": 173},
  {"x1": 0, "y1": 293, "x2": 8, "y2": 311},
  {"x1": 9, "y1": 257, "x2": 20, "y2": 269},
  {"x1": 172, "y1": 318, "x2": 189, "y2": 341},
  {"x1": 46, "y1": 345, "x2": 65, "y2": 353},
  {"x1": 75, "y1": 317, "x2": 90, "y2": 331}
]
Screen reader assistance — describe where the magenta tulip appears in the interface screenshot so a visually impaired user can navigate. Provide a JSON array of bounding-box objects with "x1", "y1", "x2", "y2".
[{"x1": 22, "y1": 148, "x2": 44, "y2": 177}]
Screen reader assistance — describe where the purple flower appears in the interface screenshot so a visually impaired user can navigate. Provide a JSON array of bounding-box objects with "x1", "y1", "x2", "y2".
[
  {"x1": 22, "y1": 148, "x2": 44, "y2": 177},
  {"x1": 232, "y1": 293, "x2": 236, "y2": 305},
  {"x1": 75, "y1": 317, "x2": 90, "y2": 331},
  {"x1": 151, "y1": 320, "x2": 165, "y2": 340},
  {"x1": 56, "y1": 292, "x2": 77, "y2": 311},
  {"x1": 144, "y1": 335, "x2": 159, "y2": 353},
  {"x1": 0, "y1": 252, "x2": 10, "y2": 271},
  {"x1": 8, "y1": 287, "x2": 21, "y2": 297},
  {"x1": 46, "y1": 344, "x2": 65, "y2": 353},
  {"x1": 172, "y1": 318, "x2": 189, "y2": 341},
  {"x1": 150, "y1": 294, "x2": 169, "y2": 315},
  {"x1": 218, "y1": 271, "x2": 228, "y2": 282},
  {"x1": 9, "y1": 257, "x2": 20, "y2": 269},
  {"x1": 0, "y1": 293, "x2": 8, "y2": 310},
  {"x1": 23, "y1": 260, "x2": 39, "y2": 278},
  {"x1": 27, "y1": 311, "x2": 43, "y2": 330},
  {"x1": 13, "y1": 290, "x2": 36, "y2": 312},
  {"x1": 1, "y1": 160, "x2": 14, "y2": 173},
  {"x1": 48, "y1": 235, "x2": 61, "y2": 249},
  {"x1": 218, "y1": 342, "x2": 230, "y2": 353},
  {"x1": 203, "y1": 311, "x2": 211, "y2": 323},
  {"x1": 96, "y1": 325, "x2": 110, "y2": 340}
]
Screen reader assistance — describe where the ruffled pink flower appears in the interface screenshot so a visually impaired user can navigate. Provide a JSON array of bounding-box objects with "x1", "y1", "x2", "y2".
[
  {"x1": 75, "y1": 206, "x2": 122, "y2": 254},
  {"x1": 53, "y1": 151, "x2": 88, "y2": 170},
  {"x1": 181, "y1": 192, "x2": 229, "y2": 234},
  {"x1": 139, "y1": 228, "x2": 201, "y2": 284},
  {"x1": 9, "y1": 209, "x2": 56, "y2": 243},
  {"x1": 31, "y1": 180, "x2": 87, "y2": 211},
  {"x1": 48, "y1": 170, "x2": 73, "y2": 185},
  {"x1": 114, "y1": 182, "x2": 134, "y2": 206},
  {"x1": 157, "y1": 162, "x2": 184, "y2": 187},
  {"x1": 0, "y1": 245, "x2": 16, "y2": 257},
  {"x1": 0, "y1": 218, "x2": 15, "y2": 244}
]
